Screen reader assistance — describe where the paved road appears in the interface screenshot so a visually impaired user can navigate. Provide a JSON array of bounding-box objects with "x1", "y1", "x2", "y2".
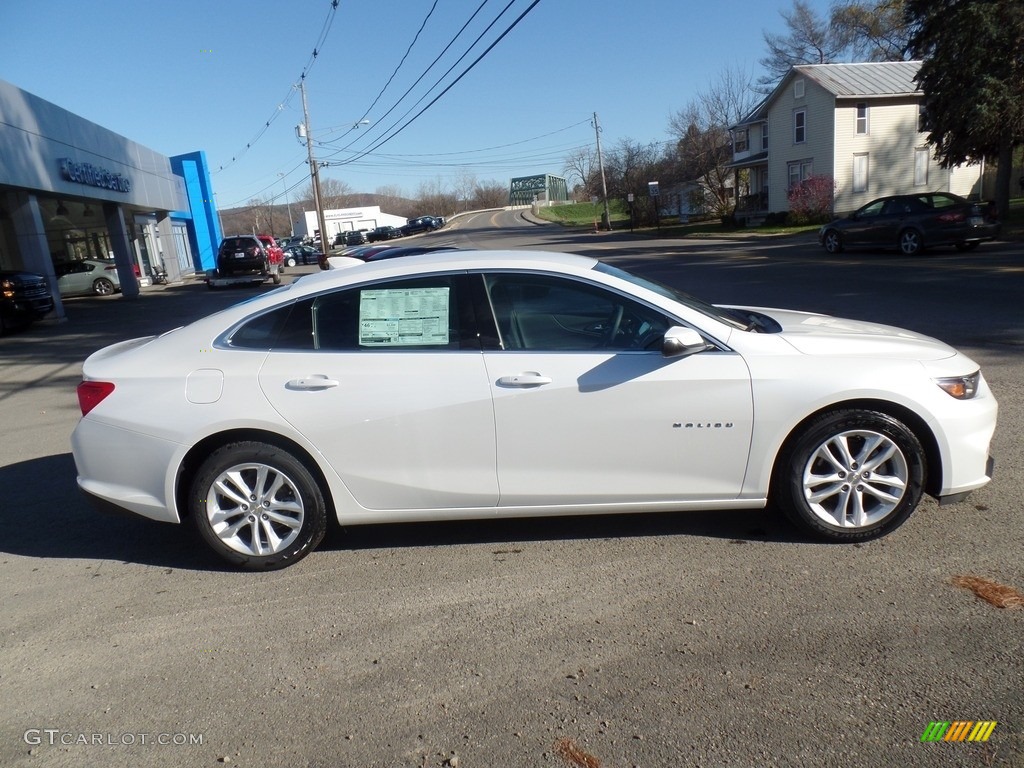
[{"x1": 0, "y1": 221, "x2": 1021, "y2": 768}]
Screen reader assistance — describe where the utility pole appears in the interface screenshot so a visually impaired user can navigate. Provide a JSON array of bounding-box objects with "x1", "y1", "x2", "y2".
[
  {"x1": 299, "y1": 78, "x2": 327, "y2": 248},
  {"x1": 593, "y1": 111, "x2": 611, "y2": 231}
]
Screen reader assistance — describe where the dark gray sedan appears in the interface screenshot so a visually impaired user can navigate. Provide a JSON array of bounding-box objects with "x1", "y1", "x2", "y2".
[{"x1": 819, "y1": 192, "x2": 1000, "y2": 255}]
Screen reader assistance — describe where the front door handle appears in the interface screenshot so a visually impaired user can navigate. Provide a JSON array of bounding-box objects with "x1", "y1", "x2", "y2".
[
  {"x1": 286, "y1": 375, "x2": 340, "y2": 391},
  {"x1": 497, "y1": 372, "x2": 552, "y2": 387}
]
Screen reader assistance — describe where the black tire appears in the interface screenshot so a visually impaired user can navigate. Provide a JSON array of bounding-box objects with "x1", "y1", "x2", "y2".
[
  {"x1": 822, "y1": 229, "x2": 843, "y2": 254},
  {"x1": 898, "y1": 228, "x2": 923, "y2": 256},
  {"x1": 773, "y1": 409, "x2": 926, "y2": 542},
  {"x1": 285, "y1": 255, "x2": 297, "y2": 267},
  {"x1": 93, "y1": 277, "x2": 115, "y2": 295},
  {"x1": 272, "y1": 272, "x2": 282, "y2": 285},
  {"x1": 189, "y1": 441, "x2": 327, "y2": 570}
]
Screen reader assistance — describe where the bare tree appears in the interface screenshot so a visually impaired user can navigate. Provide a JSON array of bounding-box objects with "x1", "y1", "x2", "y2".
[
  {"x1": 410, "y1": 177, "x2": 457, "y2": 218},
  {"x1": 452, "y1": 170, "x2": 479, "y2": 212},
  {"x1": 374, "y1": 184, "x2": 411, "y2": 217},
  {"x1": 830, "y1": 0, "x2": 915, "y2": 61},
  {"x1": 759, "y1": 0, "x2": 846, "y2": 89},
  {"x1": 668, "y1": 66, "x2": 759, "y2": 216},
  {"x1": 562, "y1": 147, "x2": 599, "y2": 199},
  {"x1": 471, "y1": 181, "x2": 508, "y2": 209}
]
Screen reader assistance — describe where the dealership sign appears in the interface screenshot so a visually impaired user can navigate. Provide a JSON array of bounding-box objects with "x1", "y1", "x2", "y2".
[{"x1": 59, "y1": 158, "x2": 131, "y2": 193}]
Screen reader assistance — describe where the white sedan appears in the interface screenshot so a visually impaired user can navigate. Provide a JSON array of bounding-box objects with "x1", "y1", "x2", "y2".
[{"x1": 71, "y1": 250, "x2": 997, "y2": 570}]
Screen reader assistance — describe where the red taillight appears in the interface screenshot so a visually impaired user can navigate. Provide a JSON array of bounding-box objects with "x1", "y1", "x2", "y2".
[
  {"x1": 77, "y1": 381, "x2": 115, "y2": 416},
  {"x1": 104, "y1": 265, "x2": 117, "y2": 271},
  {"x1": 937, "y1": 211, "x2": 965, "y2": 223}
]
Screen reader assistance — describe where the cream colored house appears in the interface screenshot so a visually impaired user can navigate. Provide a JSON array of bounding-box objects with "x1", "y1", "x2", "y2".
[{"x1": 728, "y1": 61, "x2": 984, "y2": 220}]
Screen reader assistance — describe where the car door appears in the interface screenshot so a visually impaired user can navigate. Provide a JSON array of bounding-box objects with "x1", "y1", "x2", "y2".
[
  {"x1": 254, "y1": 273, "x2": 499, "y2": 512},
  {"x1": 842, "y1": 199, "x2": 890, "y2": 247},
  {"x1": 56, "y1": 261, "x2": 91, "y2": 296},
  {"x1": 478, "y1": 272, "x2": 754, "y2": 506}
]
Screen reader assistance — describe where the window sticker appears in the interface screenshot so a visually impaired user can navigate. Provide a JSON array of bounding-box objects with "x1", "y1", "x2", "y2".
[{"x1": 359, "y1": 287, "x2": 450, "y2": 346}]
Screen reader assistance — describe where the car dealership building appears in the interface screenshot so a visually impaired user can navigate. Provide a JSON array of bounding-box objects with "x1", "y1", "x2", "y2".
[{"x1": 0, "y1": 79, "x2": 221, "y2": 320}]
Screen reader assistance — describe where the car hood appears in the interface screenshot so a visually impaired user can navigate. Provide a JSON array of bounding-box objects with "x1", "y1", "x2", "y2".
[{"x1": 745, "y1": 307, "x2": 957, "y2": 361}]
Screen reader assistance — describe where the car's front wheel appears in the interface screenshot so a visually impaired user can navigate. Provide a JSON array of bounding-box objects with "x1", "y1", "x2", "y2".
[
  {"x1": 189, "y1": 441, "x2": 327, "y2": 569},
  {"x1": 774, "y1": 410, "x2": 925, "y2": 542},
  {"x1": 822, "y1": 229, "x2": 843, "y2": 254},
  {"x1": 898, "y1": 228, "x2": 923, "y2": 255}
]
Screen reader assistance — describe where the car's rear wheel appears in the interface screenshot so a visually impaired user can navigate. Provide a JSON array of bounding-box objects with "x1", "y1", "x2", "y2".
[
  {"x1": 93, "y1": 277, "x2": 115, "y2": 295},
  {"x1": 189, "y1": 441, "x2": 327, "y2": 570},
  {"x1": 774, "y1": 409, "x2": 925, "y2": 542},
  {"x1": 822, "y1": 229, "x2": 843, "y2": 254},
  {"x1": 898, "y1": 228, "x2": 923, "y2": 255}
]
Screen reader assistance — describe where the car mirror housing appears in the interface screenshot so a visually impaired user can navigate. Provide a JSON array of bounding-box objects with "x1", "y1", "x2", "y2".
[{"x1": 662, "y1": 326, "x2": 711, "y2": 358}]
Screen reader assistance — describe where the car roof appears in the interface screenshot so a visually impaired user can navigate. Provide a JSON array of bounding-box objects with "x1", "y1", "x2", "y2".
[{"x1": 272, "y1": 250, "x2": 600, "y2": 302}]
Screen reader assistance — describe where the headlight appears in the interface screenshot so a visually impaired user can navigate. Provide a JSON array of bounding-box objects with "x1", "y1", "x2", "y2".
[{"x1": 935, "y1": 372, "x2": 980, "y2": 400}]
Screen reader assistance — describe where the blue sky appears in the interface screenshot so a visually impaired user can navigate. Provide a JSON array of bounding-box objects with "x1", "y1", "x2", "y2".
[{"x1": 2, "y1": 0, "x2": 832, "y2": 209}]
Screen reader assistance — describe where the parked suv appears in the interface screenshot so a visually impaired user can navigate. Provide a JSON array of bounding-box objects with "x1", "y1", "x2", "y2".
[
  {"x1": 367, "y1": 226, "x2": 401, "y2": 242},
  {"x1": 401, "y1": 216, "x2": 440, "y2": 236},
  {"x1": 1, "y1": 270, "x2": 55, "y2": 334},
  {"x1": 217, "y1": 236, "x2": 272, "y2": 278}
]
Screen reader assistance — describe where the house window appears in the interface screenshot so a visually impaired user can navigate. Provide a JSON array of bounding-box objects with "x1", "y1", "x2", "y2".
[
  {"x1": 853, "y1": 153, "x2": 869, "y2": 192},
  {"x1": 761, "y1": 120, "x2": 769, "y2": 150},
  {"x1": 794, "y1": 79, "x2": 805, "y2": 99},
  {"x1": 794, "y1": 110, "x2": 806, "y2": 144},
  {"x1": 914, "y1": 147, "x2": 929, "y2": 186},
  {"x1": 734, "y1": 128, "x2": 748, "y2": 153},
  {"x1": 788, "y1": 160, "x2": 813, "y2": 190},
  {"x1": 856, "y1": 103, "x2": 868, "y2": 135},
  {"x1": 918, "y1": 103, "x2": 926, "y2": 133}
]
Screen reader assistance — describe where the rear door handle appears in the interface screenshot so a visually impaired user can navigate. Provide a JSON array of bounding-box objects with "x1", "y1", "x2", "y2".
[
  {"x1": 286, "y1": 375, "x2": 340, "y2": 390},
  {"x1": 497, "y1": 372, "x2": 552, "y2": 387}
]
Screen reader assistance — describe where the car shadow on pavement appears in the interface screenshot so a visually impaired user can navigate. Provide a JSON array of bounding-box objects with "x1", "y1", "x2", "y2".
[
  {"x1": 0, "y1": 453, "x2": 227, "y2": 571},
  {"x1": 0, "y1": 454, "x2": 810, "y2": 571},
  {"x1": 323, "y1": 505, "x2": 809, "y2": 555}
]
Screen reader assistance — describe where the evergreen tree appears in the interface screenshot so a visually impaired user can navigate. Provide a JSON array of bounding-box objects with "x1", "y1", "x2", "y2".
[{"x1": 907, "y1": 0, "x2": 1024, "y2": 216}]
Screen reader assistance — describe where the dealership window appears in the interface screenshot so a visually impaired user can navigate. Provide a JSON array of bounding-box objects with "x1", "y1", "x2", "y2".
[
  {"x1": 915, "y1": 148, "x2": 929, "y2": 186},
  {"x1": 794, "y1": 110, "x2": 806, "y2": 144},
  {"x1": 734, "y1": 128, "x2": 748, "y2": 153},
  {"x1": 788, "y1": 160, "x2": 813, "y2": 190},
  {"x1": 855, "y1": 103, "x2": 868, "y2": 135},
  {"x1": 853, "y1": 153, "x2": 869, "y2": 192}
]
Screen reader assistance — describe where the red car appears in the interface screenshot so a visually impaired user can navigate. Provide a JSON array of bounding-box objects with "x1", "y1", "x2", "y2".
[{"x1": 256, "y1": 234, "x2": 285, "y2": 270}]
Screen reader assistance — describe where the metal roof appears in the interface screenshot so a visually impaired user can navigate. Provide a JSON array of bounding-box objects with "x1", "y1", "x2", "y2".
[{"x1": 794, "y1": 61, "x2": 922, "y2": 98}]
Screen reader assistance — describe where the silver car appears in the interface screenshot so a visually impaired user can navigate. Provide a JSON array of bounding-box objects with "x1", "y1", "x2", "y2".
[{"x1": 54, "y1": 259, "x2": 122, "y2": 297}]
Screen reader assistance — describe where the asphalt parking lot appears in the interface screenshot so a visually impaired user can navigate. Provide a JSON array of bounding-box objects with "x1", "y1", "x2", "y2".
[{"x1": 1, "y1": 253, "x2": 1021, "y2": 768}]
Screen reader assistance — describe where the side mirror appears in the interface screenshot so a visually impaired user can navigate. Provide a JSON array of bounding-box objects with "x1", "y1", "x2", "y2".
[{"x1": 662, "y1": 326, "x2": 712, "y2": 358}]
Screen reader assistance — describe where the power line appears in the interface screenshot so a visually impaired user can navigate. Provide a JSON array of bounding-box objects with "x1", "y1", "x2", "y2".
[
  {"x1": 330, "y1": 0, "x2": 545, "y2": 166},
  {"x1": 212, "y1": 0, "x2": 341, "y2": 174}
]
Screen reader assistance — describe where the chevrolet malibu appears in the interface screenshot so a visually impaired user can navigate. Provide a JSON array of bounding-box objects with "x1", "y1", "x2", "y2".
[{"x1": 71, "y1": 251, "x2": 997, "y2": 570}]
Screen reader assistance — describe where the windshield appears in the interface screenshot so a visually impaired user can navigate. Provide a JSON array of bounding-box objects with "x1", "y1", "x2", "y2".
[{"x1": 594, "y1": 262, "x2": 750, "y2": 331}]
